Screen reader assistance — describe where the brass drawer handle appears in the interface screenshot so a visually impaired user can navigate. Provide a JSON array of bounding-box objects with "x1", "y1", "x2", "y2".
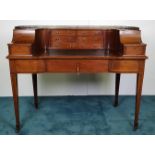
[
  {"x1": 76, "y1": 63, "x2": 80, "y2": 74},
  {"x1": 69, "y1": 44, "x2": 74, "y2": 48}
]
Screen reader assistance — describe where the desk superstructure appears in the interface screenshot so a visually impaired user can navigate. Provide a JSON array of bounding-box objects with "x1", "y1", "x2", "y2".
[{"x1": 7, "y1": 26, "x2": 147, "y2": 132}]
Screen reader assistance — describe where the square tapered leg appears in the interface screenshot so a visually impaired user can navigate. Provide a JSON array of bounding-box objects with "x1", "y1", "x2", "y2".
[
  {"x1": 10, "y1": 73, "x2": 20, "y2": 132},
  {"x1": 32, "y1": 74, "x2": 38, "y2": 109}
]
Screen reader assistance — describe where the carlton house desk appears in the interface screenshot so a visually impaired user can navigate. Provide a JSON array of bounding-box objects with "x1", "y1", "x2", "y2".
[{"x1": 7, "y1": 26, "x2": 147, "y2": 132}]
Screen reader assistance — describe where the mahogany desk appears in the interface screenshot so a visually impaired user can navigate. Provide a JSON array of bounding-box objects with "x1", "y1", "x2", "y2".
[{"x1": 7, "y1": 26, "x2": 147, "y2": 132}]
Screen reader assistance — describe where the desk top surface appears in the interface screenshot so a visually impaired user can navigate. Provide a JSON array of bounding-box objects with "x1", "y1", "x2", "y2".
[
  {"x1": 14, "y1": 25, "x2": 140, "y2": 30},
  {"x1": 8, "y1": 50, "x2": 147, "y2": 60}
]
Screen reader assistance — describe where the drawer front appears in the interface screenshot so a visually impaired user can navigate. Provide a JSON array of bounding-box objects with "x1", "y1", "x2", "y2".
[
  {"x1": 109, "y1": 60, "x2": 139, "y2": 72},
  {"x1": 123, "y1": 44, "x2": 146, "y2": 55},
  {"x1": 77, "y1": 36, "x2": 103, "y2": 49},
  {"x1": 47, "y1": 60, "x2": 77, "y2": 72},
  {"x1": 46, "y1": 60, "x2": 108, "y2": 73},
  {"x1": 51, "y1": 36, "x2": 103, "y2": 49},
  {"x1": 77, "y1": 30, "x2": 102, "y2": 36},
  {"x1": 9, "y1": 44, "x2": 32, "y2": 55},
  {"x1": 52, "y1": 36, "x2": 76, "y2": 43},
  {"x1": 52, "y1": 30, "x2": 76, "y2": 36},
  {"x1": 49, "y1": 30, "x2": 103, "y2": 49},
  {"x1": 51, "y1": 36, "x2": 77, "y2": 49},
  {"x1": 14, "y1": 60, "x2": 45, "y2": 73}
]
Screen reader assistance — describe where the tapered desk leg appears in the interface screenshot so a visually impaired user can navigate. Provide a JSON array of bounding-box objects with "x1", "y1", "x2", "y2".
[
  {"x1": 134, "y1": 72, "x2": 144, "y2": 130},
  {"x1": 10, "y1": 73, "x2": 20, "y2": 132},
  {"x1": 32, "y1": 74, "x2": 38, "y2": 109},
  {"x1": 114, "y1": 73, "x2": 121, "y2": 107}
]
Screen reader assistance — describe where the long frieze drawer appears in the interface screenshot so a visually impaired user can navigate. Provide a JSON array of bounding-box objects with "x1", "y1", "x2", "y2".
[
  {"x1": 14, "y1": 60, "x2": 45, "y2": 73},
  {"x1": 46, "y1": 60, "x2": 108, "y2": 73},
  {"x1": 109, "y1": 60, "x2": 139, "y2": 72},
  {"x1": 123, "y1": 44, "x2": 146, "y2": 55},
  {"x1": 8, "y1": 44, "x2": 32, "y2": 55},
  {"x1": 47, "y1": 60, "x2": 77, "y2": 72},
  {"x1": 52, "y1": 30, "x2": 76, "y2": 36},
  {"x1": 77, "y1": 30, "x2": 102, "y2": 36}
]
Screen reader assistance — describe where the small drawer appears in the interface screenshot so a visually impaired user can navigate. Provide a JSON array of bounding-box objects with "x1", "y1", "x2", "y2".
[
  {"x1": 77, "y1": 36, "x2": 89, "y2": 48},
  {"x1": 77, "y1": 36, "x2": 103, "y2": 49},
  {"x1": 14, "y1": 60, "x2": 45, "y2": 73},
  {"x1": 52, "y1": 36, "x2": 76, "y2": 43},
  {"x1": 77, "y1": 30, "x2": 102, "y2": 36},
  {"x1": 89, "y1": 36, "x2": 103, "y2": 49},
  {"x1": 8, "y1": 44, "x2": 32, "y2": 55},
  {"x1": 50, "y1": 36, "x2": 77, "y2": 49},
  {"x1": 109, "y1": 60, "x2": 139, "y2": 72},
  {"x1": 52, "y1": 30, "x2": 76, "y2": 36},
  {"x1": 123, "y1": 44, "x2": 146, "y2": 56}
]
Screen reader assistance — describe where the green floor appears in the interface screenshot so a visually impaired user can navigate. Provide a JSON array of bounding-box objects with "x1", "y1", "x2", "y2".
[{"x1": 0, "y1": 96, "x2": 155, "y2": 135}]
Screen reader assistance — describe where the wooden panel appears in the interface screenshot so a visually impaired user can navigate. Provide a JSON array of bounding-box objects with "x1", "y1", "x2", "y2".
[
  {"x1": 123, "y1": 44, "x2": 146, "y2": 55},
  {"x1": 8, "y1": 44, "x2": 32, "y2": 55},
  {"x1": 14, "y1": 60, "x2": 45, "y2": 73},
  {"x1": 33, "y1": 29, "x2": 50, "y2": 56},
  {"x1": 52, "y1": 30, "x2": 76, "y2": 36},
  {"x1": 46, "y1": 60, "x2": 108, "y2": 73},
  {"x1": 109, "y1": 60, "x2": 139, "y2": 72}
]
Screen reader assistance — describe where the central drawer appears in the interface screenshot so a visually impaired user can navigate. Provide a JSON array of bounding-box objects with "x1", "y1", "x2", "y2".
[{"x1": 46, "y1": 60, "x2": 108, "y2": 73}]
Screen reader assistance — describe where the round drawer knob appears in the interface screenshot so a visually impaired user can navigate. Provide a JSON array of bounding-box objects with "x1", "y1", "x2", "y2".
[{"x1": 56, "y1": 38, "x2": 60, "y2": 41}]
